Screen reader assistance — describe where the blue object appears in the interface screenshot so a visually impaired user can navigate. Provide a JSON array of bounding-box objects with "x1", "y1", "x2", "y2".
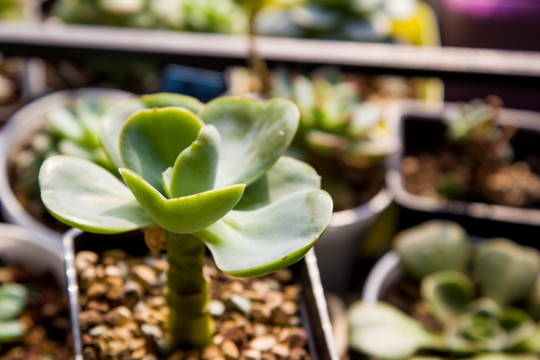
[{"x1": 161, "y1": 64, "x2": 227, "y2": 102}]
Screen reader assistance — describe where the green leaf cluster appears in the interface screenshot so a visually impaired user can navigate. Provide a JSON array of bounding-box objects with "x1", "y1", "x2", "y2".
[
  {"x1": 348, "y1": 220, "x2": 540, "y2": 360},
  {"x1": 53, "y1": 0, "x2": 248, "y2": 34}
]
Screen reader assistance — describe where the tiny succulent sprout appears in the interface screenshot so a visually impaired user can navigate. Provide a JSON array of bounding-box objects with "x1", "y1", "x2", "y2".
[
  {"x1": 38, "y1": 93, "x2": 333, "y2": 350},
  {"x1": 0, "y1": 283, "x2": 28, "y2": 343},
  {"x1": 348, "y1": 221, "x2": 540, "y2": 359}
]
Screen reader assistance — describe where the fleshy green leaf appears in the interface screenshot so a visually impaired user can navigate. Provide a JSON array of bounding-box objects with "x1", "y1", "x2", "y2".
[
  {"x1": 39, "y1": 155, "x2": 154, "y2": 233},
  {"x1": 169, "y1": 125, "x2": 220, "y2": 198},
  {"x1": 120, "y1": 107, "x2": 203, "y2": 192},
  {"x1": 120, "y1": 168, "x2": 245, "y2": 234},
  {"x1": 195, "y1": 189, "x2": 333, "y2": 276},
  {"x1": 393, "y1": 220, "x2": 471, "y2": 281},
  {"x1": 347, "y1": 301, "x2": 442, "y2": 359},
  {"x1": 421, "y1": 270, "x2": 474, "y2": 323},
  {"x1": 100, "y1": 93, "x2": 203, "y2": 168},
  {"x1": 235, "y1": 156, "x2": 321, "y2": 211},
  {"x1": 0, "y1": 284, "x2": 27, "y2": 321},
  {"x1": 200, "y1": 97, "x2": 299, "y2": 188},
  {"x1": 473, "y1": 238, "x2": 540, "y2": 306},
  {"x1": 0, "y1": 320, "x2": 26, "y2": 343}
]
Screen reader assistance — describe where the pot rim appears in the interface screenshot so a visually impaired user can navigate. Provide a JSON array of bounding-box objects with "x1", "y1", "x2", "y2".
[
  {"x1": 329, "y1": 186, "x2": 393, "y2": 228},
  {"x1": 361, "y1": 250, "x2": 400, "y2": 303},
  {"x1": 385, "y1": 99, "x2": 540, "y2": 226},
  {"x1": 0, "y1": 87, "x2": 133, "y2": 242}
]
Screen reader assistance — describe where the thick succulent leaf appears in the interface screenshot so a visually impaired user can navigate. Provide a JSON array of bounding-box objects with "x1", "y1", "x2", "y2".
[
  {"x1": 393, "y1": 220, "x2": 471, "y2": 281},
  {"x1": 473, "y1": 238, "x2": 540, "y2": 306},
  {"x1": 120, "y1": 107, "x2": 203, "y2": 193},
  {"x1": 235, "y1": 156, "x2": 321, "y2": 211},
  {"x1": 200, "y1": 97, "x2": 299, "y2": 188},
  {"x1": 347, "y1": 301, "x2": 442, "y2": 359},
  {"x1": 421, "y1": 270, "x2": 474, "y2": 323},
  {"x1": 0, "y1": 284, "x2": 27, "y2": 321},
  {"x1": 120, "y1": 168, "x2": 245, "y2": 234},
  {"x1": 0, "y1": 320, "x2": 25, "y2": 343},
  {"x1": 169, "y1": 125, "x2": 220, "y2": 198},
  {"x1": 39, "y1": 156, "x2": 154, "y2": 233},
  {"x1": 100, "y1": 93, "x2": 203, "y2": 168},
  {"x1": 195, "y1": 189, "x2": 332, "y2": 276}
]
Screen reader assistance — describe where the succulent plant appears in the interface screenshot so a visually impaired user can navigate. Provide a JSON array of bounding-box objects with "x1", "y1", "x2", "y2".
[
  {"x1": 12, "y1": 94, "x2": 120, "y2": 201},
  {"x1": 0, "y1": 283, "x2": 28, "y2": 343},
  {"x1": 39, "y1": 93, "x2": 333, "y2": 350},
  {"x1": 445, "y1": 97, "x2": 514, "y2": 164},
  {"x1": 348, "y1": 221, "x2": 540, "y2": 359}
]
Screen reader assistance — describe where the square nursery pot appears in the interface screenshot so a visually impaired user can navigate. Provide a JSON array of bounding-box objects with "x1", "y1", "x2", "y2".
[
  {"x1": 63, "y1": 228, "x2": 339, "y2": 360},
  {"x1": 386, "y1": 100, "x2": 540, "y2": 245},
  {"x1": 0, "y1": 88, "x2": 132, "y2": 242},
  {"x1": 0, "y1": 222, "x2": 72, "y2": 358}
]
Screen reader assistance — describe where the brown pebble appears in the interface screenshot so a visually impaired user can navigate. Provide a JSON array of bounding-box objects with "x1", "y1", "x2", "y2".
[
  {"x1": 272, "y1": 343, "x2": 290, "y2": 359},
  {"x1": 132, "y1": 264, "x2": 158, "y2": 289},
  {"x1": 104, "y1": 306, "x2": 134, "y2": 326},
  {"x1": 221, "y1": 339, "x2": 240, "y2": 360},
  {"x1": 122, "y1": 280, "x2": 144, "y2": 308},
  {"x1": 87, "y1": 300, "x2": 110, "y2": 313},
  {"x1": 289, "y1": 328, "x2": 308, "y2": 348},
  {"x1": 86, "y1": 282, "x2": 107, "y2": 299},
  {"x1": 75, "y1": 251, "x2": 99, "y2": 272},
  {"x1": 79, "y1": 310, "x2": 104, "y2": 330},
  {"x1": 243, "y1": 349, "x2": 262, "y2": 360},
  {"x1": 202, "y1": 344, "x2": 221, "y2": 359},
  {"x1": 251, "y1": 303, "x2": 271, "y2": 323},
  {"x1": 250, "y1": 335, "x2": 277, "y2": 352}
]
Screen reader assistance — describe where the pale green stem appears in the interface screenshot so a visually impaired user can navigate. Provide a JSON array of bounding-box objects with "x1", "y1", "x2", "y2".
[{"x1": 166, "y1": 232, "x2": 214, "y2": 349}]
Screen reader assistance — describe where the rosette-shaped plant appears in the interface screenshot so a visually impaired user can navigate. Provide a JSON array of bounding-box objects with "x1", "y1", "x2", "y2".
[
  {"x1": 348, "y1": 221, "x2": 540, "y2": 360},
  {"x1": 39, "y1": 93, "x2": 333, "y2": 349}
]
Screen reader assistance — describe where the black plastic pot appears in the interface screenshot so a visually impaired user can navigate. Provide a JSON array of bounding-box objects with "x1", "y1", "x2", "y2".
[
  {"x1": 63, "y1": 228, "x2": 339, "y2": 360},
  {"x1": 386, "y1": 100, "x2": 540, "y2": 245}
]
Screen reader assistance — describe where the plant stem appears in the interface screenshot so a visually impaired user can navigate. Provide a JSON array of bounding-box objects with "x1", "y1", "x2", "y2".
[{"x1": 166, "y1": 232, "x2": 214, "y2": 349}]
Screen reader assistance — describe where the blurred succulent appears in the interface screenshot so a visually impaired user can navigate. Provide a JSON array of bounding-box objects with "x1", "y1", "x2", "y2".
[
  {"x1": 348, "y1": 220, "x2": 540, "y2": 359},
  {"x1": 53, "y1": 0, "x2": 248, "y2": 34},
  {"x1": 0, "y1": 283, "x2": 28, "y2": 343},
  {"x1": 12, "y1": 94, "x2": 120, "y2": 201},
  {"x1": 254, "y1": 0, "x2": 418, "y2": 42},
  {"x1": 269, "y1": 68, "x2": 397, "y2": 210},
  {"x1": 445, "y1": 97, "x2": 515, "y2": 164},
  {"x1": 39, "y1": 93, "x2": 332, "y2": 349}
]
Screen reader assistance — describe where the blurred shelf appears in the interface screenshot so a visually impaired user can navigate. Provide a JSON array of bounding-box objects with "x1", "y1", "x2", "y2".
[{"x1": 1, "y1": 22, "x2": 540, "y2": 85}]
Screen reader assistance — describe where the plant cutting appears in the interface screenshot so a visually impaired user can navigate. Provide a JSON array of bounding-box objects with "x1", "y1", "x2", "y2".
[
  {"x1": 39, "y1": 92, "x2": 333, "y2": 354},
  {"x1": 348, "y1": 220, "x2": 540, "y2": 360}
]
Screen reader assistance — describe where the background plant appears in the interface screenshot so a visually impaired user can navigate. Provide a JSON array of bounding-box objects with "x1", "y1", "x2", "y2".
[
  {"x1": 11, "y1": 94, "x2": 119, "y2": 217},
  {"x1": 0, "y1": 283, "x2": 28, "y2": 344},
  {"x1": 39, "y1": 92, "x2": 333, "y2": 351},
  {"x1": 348, "y1": 220, "x2": 540, "y2": 360}
]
